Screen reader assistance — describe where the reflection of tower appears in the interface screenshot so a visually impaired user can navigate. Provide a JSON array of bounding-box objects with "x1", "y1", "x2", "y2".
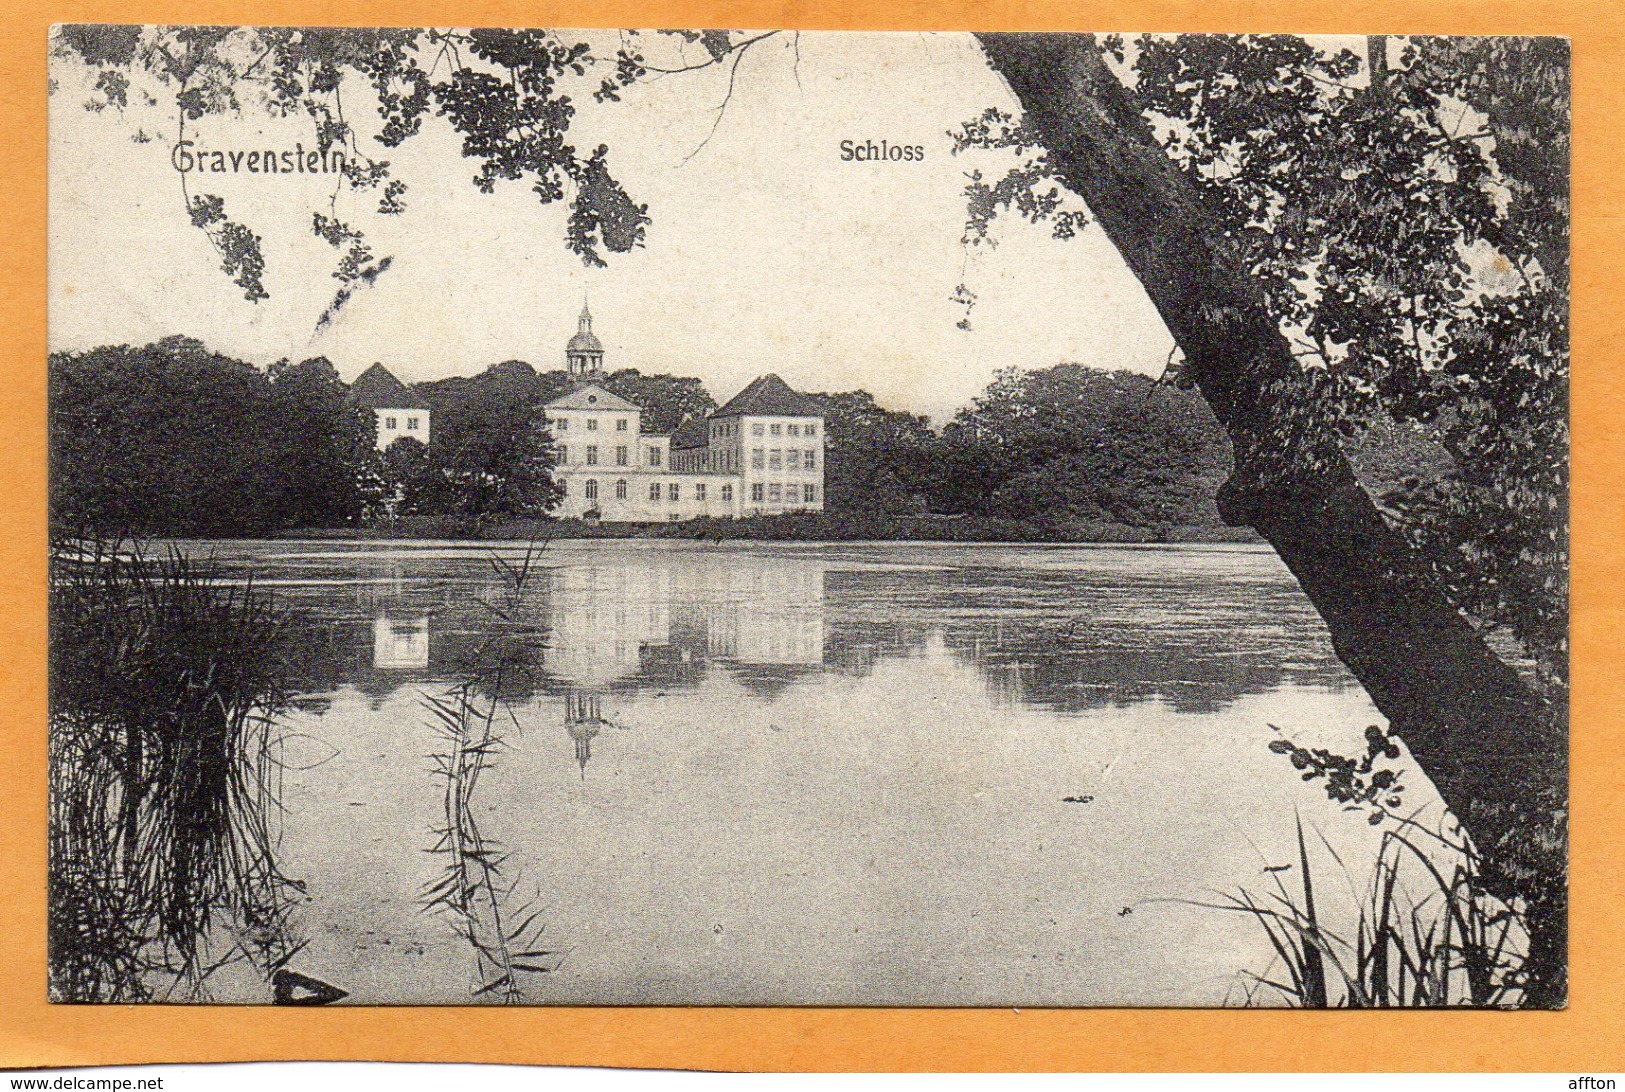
[
  {"x1": 566, "y1": 300, "x2": 605, "y2": 376},
  {"x1": 564, "y1": 690, "x2": 608, "y2": 778}
]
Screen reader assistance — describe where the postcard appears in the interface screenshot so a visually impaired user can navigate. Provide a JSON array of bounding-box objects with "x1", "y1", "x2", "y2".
[{"x1": 45, "y1": 26, "x2": 1568, "y2": 1009}]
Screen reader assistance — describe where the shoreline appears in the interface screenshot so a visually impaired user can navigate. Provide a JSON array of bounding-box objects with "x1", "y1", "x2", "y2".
[{"x1": 269, "y1": 513, "x2": 1263, "y2": 546}]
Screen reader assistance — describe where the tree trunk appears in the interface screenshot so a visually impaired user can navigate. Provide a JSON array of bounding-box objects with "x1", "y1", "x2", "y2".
[{"x1": 973, "y1": 32, "x2": 1567, "y2": 1006}]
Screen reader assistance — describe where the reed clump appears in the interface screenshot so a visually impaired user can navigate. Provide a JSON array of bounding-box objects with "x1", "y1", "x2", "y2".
[
  {"x1": 1204, "y1": 815, "x2": 1527, "y2": 1008},
  {"x1": 49, "y1": 540, "x2": 301, "y2": 1002}
]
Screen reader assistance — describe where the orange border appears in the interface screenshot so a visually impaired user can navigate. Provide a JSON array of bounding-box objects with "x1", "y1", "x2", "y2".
[{"x1": 4, "y1": 0, "x2": 1622, "y2": 1072}]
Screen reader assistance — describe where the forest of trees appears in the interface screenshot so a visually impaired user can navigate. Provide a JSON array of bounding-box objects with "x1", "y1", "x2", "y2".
[
  {"x1": 49, "y1": 336, "x2": 1243, "y2": 539},
  {"x1": 806, "y1": 366, "x2": 1240, "y2": 531},
  {"x1": 50, "y1": 337, "x2": 375, "y2": 536}
]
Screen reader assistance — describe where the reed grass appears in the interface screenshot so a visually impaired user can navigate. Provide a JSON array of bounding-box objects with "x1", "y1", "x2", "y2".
[
  {"x1": 422, "y1": 683, "x2": 556, "y2": 1001},
  {"x1": 48, "y1": 539, "x2": 303, "y2": 1002},
  {"x1": 420, "y1": 536, "x2": 557, "y2": 1002},
  {"x1": 1193, "y1": 814, "x2": 1527, "y2": 1008}
]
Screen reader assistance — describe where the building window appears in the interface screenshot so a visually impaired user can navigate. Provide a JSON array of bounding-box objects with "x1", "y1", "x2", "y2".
[
  {"x1": 696, "y1": 483, "x2": 707, "y2": 501},
  {"x1": 616, "y1": 446, "x2": 628, "y2": 466},
  {"x1": 788, "y1": 424, "x2": 800, "y2": 437},
  {"x1": 407, "y1": 417, "x2": 419, "y2": 430},
  {"x1": 751, "y1": 483, "x2": 764, "y2": 502},
  {"x1": 585, "y1": 446, "x2": 599, "y2": 466},
  {"x1": 721, "y1": 484, "x2": 733, "y2": 501},
  {"x1": 769, "y1": 449, "x2": 782, "y2": 470},
  {"x1": 384, "y1": 416, "x2": 397, "y2": 430},
  {"x1": 751, "y1": 423, "x2": 763, "y2": 436},
  {"x1": 586, "y1": 418, "x2": 598, "y2": 431},
  {"x1": 558, "y1": 444, "x2": 568, "y2": 463},
  {"x1": 804, "y1": 485, "x2": 818, "y2": 504},
  {"x1": 650, "y1": 483, "x2": 662, "y2": 501},
  {"x1": 770, "y1": 423, "x2": 782, "y2": 436},
  {"x1": 787, "y1": 450, "x2": 801, "y2": 470},
  {"x1": 805, "y1": 449, "x2": 817, "y2": 469},
  {"x1": 648, "y1": 447, "x2": 662, "y2": 467},
  {"x1": 668, "y1": 483, "x2": 680, "y2": 501},
  {"x1": 615, "y1": 479, "x2": 628, "y2": 500},
  {"x1": 751, "y1": 448, "x2": 764, "y2": 469},
  {"x1": 556, "y1": 417, "x2": 568, "y2": 430},
  {"x1": 768, "y1": 484, "x2": 782, "y2": 502},
  {"x1": 616, "y1": 418, "x2": 628, "y2": 431},
  {"x1": 560, "y1": 479, "x2": 568, "y2": 496},
  {"x1": 585, "y1": 479, "x2": 599, "y2": 500},
  {"x1": 784, "y1": 484, "x2": 799, "y2": 504},
  {"x1": 805, "y1": 424, "x2": 816, "y2": 437}
]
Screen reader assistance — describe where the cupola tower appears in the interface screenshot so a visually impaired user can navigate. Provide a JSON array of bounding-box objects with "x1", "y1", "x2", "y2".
[{"x1": 566, "y1": 301, "x2": 605, "y2": 376}]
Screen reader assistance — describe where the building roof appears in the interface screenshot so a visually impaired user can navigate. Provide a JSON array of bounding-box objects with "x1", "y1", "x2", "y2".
[
  {"x1": 567, "y1": 331, "x2": 604, "y2": 353},
  {"x1": 545, "y1": 382, "x2": 640, "y2": 413},
  {"x1": 670, "y1": 416, "x2": 711, "y2": 451},
  {"x1": 712, "y1": 373, "x2": 822, "y2": 418},
  {"x1": 349, "y1": 363, "x2": 428, "y2": 409}
]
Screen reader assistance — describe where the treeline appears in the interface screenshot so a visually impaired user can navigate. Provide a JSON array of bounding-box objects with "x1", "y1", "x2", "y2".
[
  {"x1": 810, "y1": 365, "x2": 1232, "y2": 532},
  {"x1": 48, "y1": 340, "x2": 718, "y2": 536},
  {"x1": 50, "y1": 337, "x2": 374, "y2": 536},
  {"x1": 50, "y1": 337, "x2": 1240, "y2": 539}
]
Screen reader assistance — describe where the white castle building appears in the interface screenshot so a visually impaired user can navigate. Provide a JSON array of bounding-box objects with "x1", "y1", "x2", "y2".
[{"x1": 547, "y1": 305, "x2": 826, "y2": 521}]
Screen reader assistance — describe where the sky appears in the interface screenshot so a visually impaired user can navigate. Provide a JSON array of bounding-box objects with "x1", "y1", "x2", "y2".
[{"x1": 49, "y1": 30, "x2": 1179, "y2": 425}]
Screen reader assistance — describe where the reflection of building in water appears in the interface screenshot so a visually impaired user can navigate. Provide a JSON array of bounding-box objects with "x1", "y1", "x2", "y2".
[
  {"x1": 373, "y1": 615, "x2": 430, "y2": 670},
  {"x1": 540, "y1": 554, "x2": 825, "y2": 690},
  {"x1": 543, "y1": 564, "x2": 674, "y2": 688},
  {"x1": 564, "y1": 690, "x2": 608, "y2": 778},
  {"x1": 672, "y1": 562, "x2": 824, "y2": 665}
]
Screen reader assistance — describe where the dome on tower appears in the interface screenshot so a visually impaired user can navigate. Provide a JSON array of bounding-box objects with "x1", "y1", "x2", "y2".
[{"x1": 567, "y1": 329, "x2": 603, "y2": 353}]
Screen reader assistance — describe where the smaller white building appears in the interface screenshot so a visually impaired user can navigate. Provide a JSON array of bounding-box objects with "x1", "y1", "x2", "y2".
[{"x1": 349, "y1": 362, "x2": 430, "y2": 450}]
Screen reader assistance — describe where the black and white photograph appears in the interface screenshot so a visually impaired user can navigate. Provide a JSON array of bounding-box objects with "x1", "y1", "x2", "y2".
[{"x1": 46, "y1": 26, "x2": 1569, "y2": 1009}]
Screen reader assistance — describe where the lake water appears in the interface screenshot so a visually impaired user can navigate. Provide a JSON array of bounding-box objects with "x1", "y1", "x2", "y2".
[{"x1": 179, "y1": 538, "x2": 1424, "y2": 1006}]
